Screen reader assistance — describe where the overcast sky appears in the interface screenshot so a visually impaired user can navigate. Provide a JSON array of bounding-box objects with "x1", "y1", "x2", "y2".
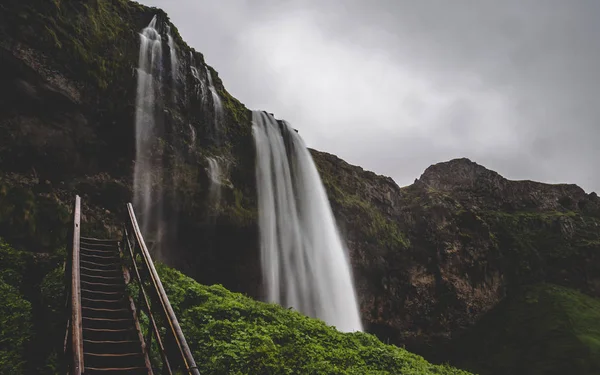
[{"x1": 142, "y1": 0, "x2": 600, "y2": 193}]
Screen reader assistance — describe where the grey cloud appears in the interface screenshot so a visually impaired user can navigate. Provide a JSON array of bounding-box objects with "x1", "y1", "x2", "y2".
[{"x1": 142, "y1": 0, "x2": 600, "y2": 192}]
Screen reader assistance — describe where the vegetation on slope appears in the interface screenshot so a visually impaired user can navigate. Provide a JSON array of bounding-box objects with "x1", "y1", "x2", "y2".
[
  {"x1": 0, "y1": 240, "x2": 32, "y2": 374},
  {"x1": 0, "y1": 238, "x2": 64, "y2": 374},
  {"x1": 157, "y1": 263, "x2": 471, "y2": 375},
  {"x1": 450, "y1": 283, "x2": 600, "y2": 375}
]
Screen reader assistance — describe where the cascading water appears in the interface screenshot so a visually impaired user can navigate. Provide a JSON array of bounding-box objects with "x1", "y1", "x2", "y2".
[
  {"x1": 188, "y1": 123, "x2": 197, "y2": 149},
  {"x1": 205, "y1": 66, "x2": 223, "y2": 128},
  {"x1": 252, "y1": 111, "x2": 363, "y2": 332},
  {"x1": 206, "y1": 157, "x2": 222, "y2": 209},
  {"x1": 189, "y1": 52, "x2": 207, "y2": 101},
  {"x1": 167, "y1": 25, "x2": 178, "y2": 83},
  {"x1": 133, "y1": 16, "x2": 163, "y2": 238}
]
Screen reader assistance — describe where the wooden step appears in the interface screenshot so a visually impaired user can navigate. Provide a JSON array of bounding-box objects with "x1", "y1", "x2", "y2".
[
  {"x1": 81, "y1": 265, "x2": 122, "y2": 275},
  {"x1": 82, "y1": 306, "x2": 131, "y2": 319},
  {"x1": 81, "y1": 259, "x2": 121, "y2": 269},
  {"x1": 81, "y1": 280, "x2": 124, "y2": 292},
  {"x1": 84, "y1": 351, "x2": 146, "y2": 369},
  {"x1": 85, "y1": 366, "x2": 148, "y2": 374},
  {"x1": 84, "y1": 339, "x2": 142, "y2": 355},
  {"x1": 80, "y1": 252, "x2": 120, "y2": 262},
  {"x1": 80, "y1": 236, "x2": 120, "y2": 243},
  {"x1": 83, "y1": 327, "x2": 139, "y2": 342},
  {"x1": 83, "y1": 317, "x2": 134, "y2": 330},
  {"x1": 80, "y1": 240, "x2": 119, "y2": 247},
  {"x1": 81, "y1": 274, "x2": 123, "y2": 283},
  {"x1": 78, "y1": 236, "x2": 148, "y2": 374},
  {"x1": 82, "y1": 289, "x2": 124, "y2": 298},
  {"x1": 81, "y1": 247, "x2": 118, "y2": 255}
]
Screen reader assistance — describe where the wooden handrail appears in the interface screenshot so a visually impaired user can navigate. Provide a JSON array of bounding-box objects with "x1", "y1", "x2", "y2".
[
  {"x1": 125, "y1": 203, "x2": 200, "y2": 375},
  {"x1": 122, "y1": 227, "x2": 173, "y2": 374},
  {"x1": 70, "y1": 195, "x2": 83, "y2": 374}
]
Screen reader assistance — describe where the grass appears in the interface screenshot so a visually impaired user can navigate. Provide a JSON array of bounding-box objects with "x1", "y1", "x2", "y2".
[
  {"x1": 452, "y1": 283, "x2": 600, "y2": 375},
  {"x1": 156, "y1": 263, "x2": 471, "y2": 375}
]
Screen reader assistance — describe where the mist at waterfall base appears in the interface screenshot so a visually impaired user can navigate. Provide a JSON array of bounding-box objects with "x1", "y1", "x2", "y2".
[{"x1": 253, "y1": 111, "x2": 363, "y2": 332}]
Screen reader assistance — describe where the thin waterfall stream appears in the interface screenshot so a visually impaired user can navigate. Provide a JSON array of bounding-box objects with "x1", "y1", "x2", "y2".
[{"x1": 133, "y1": 16, "x2": 163, "y2": 239}]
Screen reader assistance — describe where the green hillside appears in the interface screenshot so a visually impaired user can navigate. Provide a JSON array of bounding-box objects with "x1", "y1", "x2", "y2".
[{"x1": 451, "y1": 284, "x2": 600, "y2": 375}]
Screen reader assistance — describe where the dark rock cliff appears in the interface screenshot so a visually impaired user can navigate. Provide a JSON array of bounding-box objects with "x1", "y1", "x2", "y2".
[
  {"x1": 314, "y1": 151, "x2": 600, "y2": 356},
  {"x1": 2, "y1": 0, "x2": 600, "y2": 371},
  {"x1": 0, "y1": 0, "x2": 259, "y2": 296}
]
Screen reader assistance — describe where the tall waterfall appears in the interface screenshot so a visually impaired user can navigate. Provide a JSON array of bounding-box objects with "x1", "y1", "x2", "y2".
[
  {"x1": 252, "y1": 111, "x2": 363, "y2": 332},
  {"x1": 133, "y1": 16, "x2": 163, "y2": 237}
]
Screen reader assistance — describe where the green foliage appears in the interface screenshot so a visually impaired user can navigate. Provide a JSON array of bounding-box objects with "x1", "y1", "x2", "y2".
[
  {"x1": 157, "y1": 264, "x2": 470, "y2": 374},
  {"x1": 0, "y1": 279, "x2": 32, "y2": 374},
  {"x1": 0, "y1": 238, "x2": 31, "y2": 288},
  {"x1": 0, "y1": 239, "x2": 34, "y2": 374},
  {"x1": 38, "y1": 265, "x2": 67, "y2": 374},
  {"x1": 0, "y1": 179, "x2": 71, "y2": 251},
  {"x1": 0, "y1": 238, "x2": 66, "y2": 374},
  {"x1": 453, "y1": 284, "x2": 600, "y2": 375}
]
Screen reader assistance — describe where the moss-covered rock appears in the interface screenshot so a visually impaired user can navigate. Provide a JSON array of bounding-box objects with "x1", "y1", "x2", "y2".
[
  {"x1": 312, "y1": 152, "x2": 600, "y2": 359},
  {"x1": 0, "y1": 0, "x2": 257, "y2": 293}
]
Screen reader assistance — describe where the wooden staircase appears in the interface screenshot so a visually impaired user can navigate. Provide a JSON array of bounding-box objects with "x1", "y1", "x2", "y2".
[
  {"x1": 65, "y1": 196, "x2": 199, "y2": 375},
  {"x1": 79, "y1": 236, "x2": 150, "y2": 374}
]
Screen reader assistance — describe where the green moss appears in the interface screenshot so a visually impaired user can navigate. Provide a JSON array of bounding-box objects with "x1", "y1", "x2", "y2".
[
  {"x1": 452, "y1": 284, "x2": 600, "y2": 375},
  {"x1": 219, "y1": 86, "x2": 251, "y2": 132},
  {"x1": 481, "y1": 210, "x2": 600, "y2": 281},
  {"x1": 157, "y1": 263, "x2": 468, "y2": 374},
  {"x1": 319, "y1": 173, "x2": 410, "y2": 251}
]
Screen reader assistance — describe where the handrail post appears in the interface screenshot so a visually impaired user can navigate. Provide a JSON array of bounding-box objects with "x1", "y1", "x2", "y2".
[
  {"x1": 127, "y1": 203, "x2": 200, "y2": 375},
  {"x1": 71, "y1": 195, "x2": 83, "y2": 375}
]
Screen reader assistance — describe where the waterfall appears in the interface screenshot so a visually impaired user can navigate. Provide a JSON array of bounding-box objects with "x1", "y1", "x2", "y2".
[
  {"x1": 133, "y1": 15, "x2": 163, "y2": 237},
  {"x1": 189, "y1": 52, "x2": 206, "y2": 100},
  {"x1": 188, "y1": 123, "x2": 197, "y2": 149},
  {"x1": 205, "y1": 66, "x2": 223, "y2": 129},
  {"x1": 167, "y1": 25, "x2": 178, "y2": 83},
  {"x1": 252, "y1": 111, "x2": 363, "y2": 332},
  {"x1": 206, "y1": 157, "x2": 222, "y2": 209}
]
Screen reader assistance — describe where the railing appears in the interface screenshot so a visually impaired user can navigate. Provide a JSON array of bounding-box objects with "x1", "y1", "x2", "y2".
[
  {"x1": 64, "y1": 195, "x2": 83, "y2": 375},
  {"x1": 122, "y1": 203, "x2": 200, "y2": 375}
]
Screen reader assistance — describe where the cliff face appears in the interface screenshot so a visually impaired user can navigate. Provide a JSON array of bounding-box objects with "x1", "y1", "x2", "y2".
[
  {"x1": 314, "y1": 151, "x2": 600, "y2": 355},
  {"x1": 0, "y1": 0, "x2": 260, "y2": 296},
  {"x1": 2, "y1": 0, "x2": 600, "y2": 371}
]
